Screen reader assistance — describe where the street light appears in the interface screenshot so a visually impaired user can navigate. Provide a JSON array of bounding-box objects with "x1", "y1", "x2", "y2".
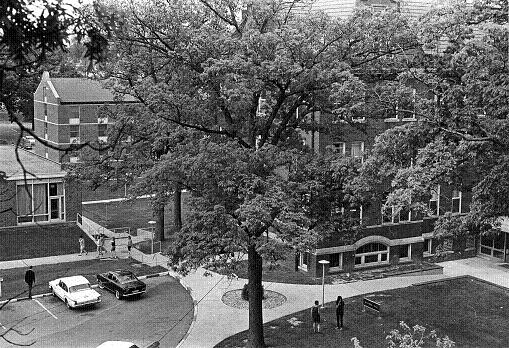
[
  {"x1": 148, "y1": 220, "x2": 156, "y2": 254},
  {"x1": 318, "y1": 259, "x2": 330, "y2": 308}
]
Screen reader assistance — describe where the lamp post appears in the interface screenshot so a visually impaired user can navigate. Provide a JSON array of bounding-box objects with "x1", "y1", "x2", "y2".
[
  {"x1": 318, "y1": 260, "x2": 330, "y2": 308},
  {"x1": 148, "y1": 220, "x2": 156, "y2": 254}
]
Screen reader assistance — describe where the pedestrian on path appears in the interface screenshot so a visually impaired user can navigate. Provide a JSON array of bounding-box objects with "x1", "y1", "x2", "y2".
[
  {"x1": 24, "y1": 266, "x2": 35, "y2": 299},
  {"x1": 311, "y1": 300, "x2": 321, "y2": 333},
  {"x1": 127, "y1": 235, "x2": 133, "y2": 257},
  {"x1": 111, "y1": 237, "x2": 117, "y2": 258},
  {"x1": 336, "y1": 295, "x2": 345, "y2": 330},
  {"x1": 97, "y1": 234, "x2": 105, "y2": 257},
  {"x1": 79, "y1": 235, "x2": 88, "y2": 256}
]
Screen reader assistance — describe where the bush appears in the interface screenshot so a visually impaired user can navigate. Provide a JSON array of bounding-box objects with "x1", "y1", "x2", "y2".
[{"x1": 241, "y1": 283, "x2": 266, "y2": 301}]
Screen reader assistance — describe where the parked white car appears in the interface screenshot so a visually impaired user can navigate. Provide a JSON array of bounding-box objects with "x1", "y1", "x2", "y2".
[{"x1": 48, "y1": 275, "x2": 101, "y2": 309}]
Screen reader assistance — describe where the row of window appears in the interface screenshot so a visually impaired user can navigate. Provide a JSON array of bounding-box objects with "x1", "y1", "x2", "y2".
[
  {"x1": 298, "y1": 242, "x2": 413, "y2": 271},
  {"x1": 330, "y1": 141, "x2": 364, "y2": 160}
]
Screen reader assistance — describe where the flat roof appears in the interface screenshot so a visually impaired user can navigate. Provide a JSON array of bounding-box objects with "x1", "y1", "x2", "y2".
[{"x1": 0, "y1": 145, "x2": 66, "y2": 181}]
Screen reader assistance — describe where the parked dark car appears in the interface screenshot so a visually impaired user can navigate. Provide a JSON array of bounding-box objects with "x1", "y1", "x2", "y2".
[{"x1": 96, "y1": 270, "x2": 146, "y2": 300}]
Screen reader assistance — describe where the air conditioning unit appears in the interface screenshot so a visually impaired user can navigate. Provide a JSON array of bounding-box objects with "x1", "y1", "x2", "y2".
[
  {"x1": 98, "y1": 117, "x2": 108, "y2": 124},
  {"x1": 70, "y1": 137, "x2": 80, "y2": 144}
]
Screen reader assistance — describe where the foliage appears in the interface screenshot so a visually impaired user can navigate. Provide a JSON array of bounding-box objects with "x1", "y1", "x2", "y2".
[
  {"x1": 351, "y1": 321, "x2": 455, "y2": 348},
  {"x1": 362, "y1": 0, "x2": 509, "y2": 237}
]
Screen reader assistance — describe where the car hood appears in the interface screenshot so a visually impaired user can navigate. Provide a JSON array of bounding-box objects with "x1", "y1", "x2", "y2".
[{"x1": 68, "y1": 289, "x2": 101, "y2": 301}]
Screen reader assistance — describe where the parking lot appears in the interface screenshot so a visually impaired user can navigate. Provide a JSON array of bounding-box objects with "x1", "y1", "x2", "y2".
[{"x1": 0, "y1": 276, "x2": 194, "y2": 348}]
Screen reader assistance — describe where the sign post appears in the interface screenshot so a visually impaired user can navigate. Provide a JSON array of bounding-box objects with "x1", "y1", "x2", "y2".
[{"x1": 363, "y1": 297, "x2": 381, "y2": 319}]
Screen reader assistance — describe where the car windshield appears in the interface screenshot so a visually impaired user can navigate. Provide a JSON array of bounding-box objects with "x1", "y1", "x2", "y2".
[
  {"x1": 117, "y1": 273, "x2": 137, "y2": 284},
  {"x1": 69, "y1": 283, "x2": 90, "y2": 292}
]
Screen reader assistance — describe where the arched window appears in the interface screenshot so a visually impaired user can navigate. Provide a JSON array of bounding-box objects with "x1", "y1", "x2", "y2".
[{"x1": 354, "y1": 242, "x2": 389, "y2": 267}]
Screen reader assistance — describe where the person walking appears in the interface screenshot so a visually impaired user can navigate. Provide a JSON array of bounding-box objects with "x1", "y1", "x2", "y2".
[
  {"x1": 127, "y1": 235, "x2": 133, "y2": 257},
  {"x1": 24, "y1": 266, "x2": 35, "y2": 299},
  {"x1": 311, "y1": 300, "x2": 321, "y2": 333},
  {"x1": 78, "y1": 235, "x2": 88, "y2": 256},
  {"x1": 111, "y1": 237, "x2": 117, "y2": 258},
  {"x1": 336, "y1": 296, "x2": 345, "y2": 330}
]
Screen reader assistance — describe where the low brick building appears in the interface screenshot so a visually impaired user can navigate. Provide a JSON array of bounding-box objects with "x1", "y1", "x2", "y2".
[{"x1": 0, "y1": 145, "x2": 81, "y2": 227}]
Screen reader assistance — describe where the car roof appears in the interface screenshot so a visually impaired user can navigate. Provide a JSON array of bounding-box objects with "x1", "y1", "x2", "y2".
[
  {"x1": 111, "y1": 270, "x2": 135, "y2": 276},
  {"x1": 95, "y1": 341, "x2": 138, "y2": 348},
  {"x1": 58, "y1": 275, "x2": 90, "y2": 287}
]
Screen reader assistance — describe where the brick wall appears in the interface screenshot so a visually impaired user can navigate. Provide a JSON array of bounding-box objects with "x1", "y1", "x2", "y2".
[{"x1": 0, "y1": 180, "x2": 17, "y2": 227}]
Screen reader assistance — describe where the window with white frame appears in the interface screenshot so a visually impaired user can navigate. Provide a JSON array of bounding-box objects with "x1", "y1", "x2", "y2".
[
  {"x1": 351, "y1": 141, "x2": 364, "y2": 161},
  {"x1": 429, "y1": 186, "x2": 440, "y2": 216},
  {"x1": 452, "y1": 190, "x2": 462, "y2": 214},
  {"x1": 354, "y1": 242, "x2": 389, "y2": 267},
  {"x1": 332, "y1": 142, "x2": 346, "y2": 154},
  {"x1": 329, "y1": 253, "x2": 342, "y2": 271},
  {"x1": 16, "y1": 181, "x2": 65, "y2": 224},
  {"x1": 70, "y1": 125, "x2": 80, "y2": 143},
  {"x1": 298, "y1": 252, "x2": 309, "y2": 271},
  {"x1": 423, "y1": 238, "x2": 432, "y2": 254},
  {"x1": 348, "y1": 205, "x2": 363, "y2": 224},
  {"x1": 399, "y1": 244, "x2": 411, "y2": 260}
]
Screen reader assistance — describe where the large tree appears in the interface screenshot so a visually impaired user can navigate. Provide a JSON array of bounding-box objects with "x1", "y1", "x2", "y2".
[
  {"x1": 362, "y1": 0, "x2": 508, "y2": 243},
  {"x1": 98, "y1": 1, "x2": 420, "y2": 346}
]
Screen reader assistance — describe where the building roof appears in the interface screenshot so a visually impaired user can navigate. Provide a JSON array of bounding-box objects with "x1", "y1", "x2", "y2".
[
  {"x1": 49, "y1": 77, "x2": 138, "y2": 104},
  {"x1": 0, "y1": 145, "x2": 66, "y2": 181}
]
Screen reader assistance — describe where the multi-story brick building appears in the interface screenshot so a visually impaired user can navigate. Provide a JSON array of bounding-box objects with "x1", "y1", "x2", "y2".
[
  {"x1": 294, "y1": 0, "x2": 508, "y2": 276},
  {"x1": 33, "y1": 71, "x2": 137, "y2": 163}
]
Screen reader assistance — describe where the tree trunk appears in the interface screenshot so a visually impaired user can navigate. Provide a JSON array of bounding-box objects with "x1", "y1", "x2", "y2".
[
  {"x1": 155, "y1": 204, "x2": 165, "y2": 242},
  {"x1": 173, "y1": 181, "x2": 182, "y2": 231},
  {"x1": 247, "y1": 243, "x2": 265, "y2": 348}
]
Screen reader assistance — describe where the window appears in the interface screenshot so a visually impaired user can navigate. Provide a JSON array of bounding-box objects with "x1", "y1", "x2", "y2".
[
  {"x1": 70, "y1": 125, "x2": 80, "y2": 143},
  {"x1": 43, "y1": 87, "x2": 48, "y2": 116},
  {"x1": 399, "y1": 244, "x2": 411, "y2": 260},
  {"x1": 329, "y1": 253, "x2": 342, "y2": 269},
  {"x1": 452, "y1": 190, "x2": 461, "y2": 214},
  {"x1": 423, "y1": 238, "x2": 432, "y2": 254},
  {"x1": 98, "y1": 124, "x2": 108, "y2": 137},
  {"x1": 298, "y1": 252, "x2": 309, "y2": 271},
  {"x1": 354, "y1": 242, "x2": 389, "y2": 267},
  {"x1": 16, "y1": 182, "x2": 65, "y2": 224},
  {"x1": 348, "y1": 205, "x2": 363, "y2": 224},
  {"x1": 68, "y1": 106, "x2": 80, "y2": 124},
  {"x1": 44, "y1": 122, "x2": 48, "y2": 140},
  {"x1": 332, "y1": 142, "x2": 345, "y2": 154},
  {"x1": 351, "y1": 141, "x2": 364, "y2": 161},
  {"x1": 429, "y1": 186, "x2": 440, "y2": 216}
]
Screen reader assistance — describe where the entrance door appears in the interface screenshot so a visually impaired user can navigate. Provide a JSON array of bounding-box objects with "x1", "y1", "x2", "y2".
[{"x1": 50, "y1": 198, "x2": 60, "y2": 220}]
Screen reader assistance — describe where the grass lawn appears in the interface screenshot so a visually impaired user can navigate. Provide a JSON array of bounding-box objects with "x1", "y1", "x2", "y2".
[
  {"x1": 0, "y1": 258, "x2": 166, "y2": 300},
  {"x1": 82, "y1": 194, "x2": 191, "y2": 238},
  {"x1": 216, "y1": 277, "x2": 509, "y2": 348},
  {"x1": 0, "y1": 121, "x2": 32, "y2": 145},
  {"x1": 0, "y1": 223, "x2": 97, "y2": 261}
]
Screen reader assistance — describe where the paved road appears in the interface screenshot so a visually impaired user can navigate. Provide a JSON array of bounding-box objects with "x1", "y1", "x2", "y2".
[{"x1": 0, "y1": 277, "x2": 193, "y2": 348}]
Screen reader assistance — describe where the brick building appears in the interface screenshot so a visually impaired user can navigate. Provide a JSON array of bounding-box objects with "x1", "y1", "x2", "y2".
[
  {"x1": 0, "y1": 145, "x2": 81, "y2": 227},
  {"x1": 33, "y1": 71, "x2": 137, "y2": 163},
  {"x1": 294, "y1": 0, "x2": 499, "y2": 276}
]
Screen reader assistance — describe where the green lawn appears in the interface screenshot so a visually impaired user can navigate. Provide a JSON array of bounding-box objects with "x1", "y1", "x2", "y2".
[
  {"x1": 0, "y1": 259, "x2": 166, "y2": 300},
  {"x1": 82, "y1": 194, "x2": 191, "y2": 239},
  {"x1": 0, "y1": 121, "x2": 31, "y2": 145},
  {"x1": 0, "y1": 223, "x2": 97, "y2": 261},
  {"x1": 216, "y1": 277, "x2": 509, "y2": 348}
]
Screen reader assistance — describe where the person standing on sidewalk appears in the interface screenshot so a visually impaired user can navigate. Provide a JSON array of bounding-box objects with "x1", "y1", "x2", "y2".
[
  {"x1": 311, "y1": 300, "x2": 321, "y2": 333},
  {"x1": 97, "y1": 234, "x2": 105, "y2": 257},
  {"x1": 336, "y1": 296, "x2": 345, "y2": 330},
  {"x1": 24, "y1": 266, "x2": 35, "y2": 299},
  {"x1": 127, "y1": 235, "x2": 133, "y2": 257},
  {"x1": 79, "y1": 235, "x2": 88, "y2": 256},
  {"x1": 111, "y1": 237, "x2": 117, "y2": 258}
]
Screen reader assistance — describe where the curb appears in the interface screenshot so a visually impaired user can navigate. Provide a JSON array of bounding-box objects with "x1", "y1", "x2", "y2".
[
  {"x1": 0, "y1": 271, "x2": 172, "y2": 306},
  {"x1": 175, "y1": 272, "x2": 196, "y2": 348}
]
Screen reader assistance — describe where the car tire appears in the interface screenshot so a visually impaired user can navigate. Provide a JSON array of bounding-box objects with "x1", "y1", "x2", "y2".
[
  {"x1": 115, "y1": 290, "x2": 122, "y2": 300},
  {"x1": 51, "y1": 288, "x2": 56, "y2": 297},
  {"x1": 98, "y1": 282, "x2": 104, "y2": 289},
  {"x1": 65, "y1": 299, "x2": 72, "y2": 309}
]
